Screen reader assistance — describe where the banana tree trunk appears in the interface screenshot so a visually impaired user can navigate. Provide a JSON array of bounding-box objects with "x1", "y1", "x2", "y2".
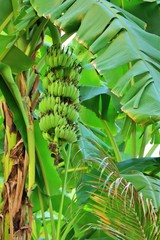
[{"x1": 1, "y1": 102, "x2": 32, "y2": 240}]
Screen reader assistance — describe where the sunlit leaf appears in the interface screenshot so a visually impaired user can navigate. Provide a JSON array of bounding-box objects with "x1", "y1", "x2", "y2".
[{"x1": 56, "y1": 0, "x2": 160, "y2": 125}]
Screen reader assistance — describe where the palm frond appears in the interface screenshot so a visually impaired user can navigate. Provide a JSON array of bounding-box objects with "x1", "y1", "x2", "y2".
[{"x1": 83, "y1": 158, "x2": 160, "y2": 240}]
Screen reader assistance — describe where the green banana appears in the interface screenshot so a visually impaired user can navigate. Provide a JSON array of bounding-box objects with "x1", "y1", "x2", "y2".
[
  {"x1": 39, "y1": 96, "x2": 55, "y2": 113},
  {"x1": 67, "y1": 108, "x2": 78, "y2": 122},
  {"x1": 39, "y1": 113, "x2": 67, "y2": 133},
  {"x1": 39, "y1": 44, "x2": 82, "y2": 154},
  {"x1": 42, "y1": 76, "x2": 49, "y2": 90}
]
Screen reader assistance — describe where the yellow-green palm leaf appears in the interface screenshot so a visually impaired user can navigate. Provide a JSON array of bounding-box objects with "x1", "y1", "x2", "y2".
[{"x1": 84, "y1": 159, "x2": 160, "y2": 239}]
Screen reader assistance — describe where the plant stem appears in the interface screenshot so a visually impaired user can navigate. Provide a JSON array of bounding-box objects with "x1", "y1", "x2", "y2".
[
  {"x1": 121, "y1": 0, "x2": 125, "y2": 9},
  {"x1": 61, "y1": 209, "x2": 82, "y2": 240},
  {"x1": 139, "y1": 127, "x2": 148, "y2": 157},
  {"x1": 61, "y1": 166, "x2": 89, "y2": 174},
  {"x1": 11, "y1": 0, "x2": 21, "y2": 19},
  {"x1": 56, "y1": 144, "x2": 72, "y2": 240},
  {"x1": 48, "y1": 199, "x2": 56, "y2": 240},
  {"x1": 0, "y1": 12, "x2": 13, "y2": 33},
  {"x1": 27, "y1": 124, "x2": 35, "y2": 194},
  {"x1": 102, "y1": 120, "x2": 122, "y2": 162},
  {"x1": 132, "y1": 121, "x2": 136, "y2": 158},
  {"x1": 38, "y1": 189, "x2": 49, "y2": 240},
  {"x1": 145, "y1": 144, "x2": 159, "y2": 157}
]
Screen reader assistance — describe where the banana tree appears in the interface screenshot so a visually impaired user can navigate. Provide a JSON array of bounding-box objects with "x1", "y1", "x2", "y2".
[{"x1": 0, "y1": 0, "x2": 159, "y2": 239}]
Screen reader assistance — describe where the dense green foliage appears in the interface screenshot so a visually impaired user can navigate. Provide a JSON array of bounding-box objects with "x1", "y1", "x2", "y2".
[{"x1": 0, "y1": 0, "x2": 160, "y2": 239}]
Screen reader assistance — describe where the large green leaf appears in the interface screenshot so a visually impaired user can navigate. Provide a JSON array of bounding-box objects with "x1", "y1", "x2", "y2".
[
  {"x1": 54, "y1": 0, "x2": 160, "y2": 125},
  {"x1": 78, "y1": 2, "x2": 160, "y2": 125},
  {"x1": 55, "y1": 0, "x2": 99, "y2": 33},
  {"x1": 110, "y1": 0, "x2": 160, "y2": 36},
  {"x1": 30, "y1": 0, "x2": 75, "y2": 21},
  {"x1": 80, "y1": 85, "x2": 120, "y2": 133},
  {"x1": 28, "y1": 0, "x2": 160, "y2": 125},
  {"x1": 79, "y1": 64, "x2": 102, "y2": 86}
]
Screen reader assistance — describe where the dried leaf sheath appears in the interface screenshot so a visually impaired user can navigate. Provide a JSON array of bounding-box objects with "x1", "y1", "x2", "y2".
[{"x1": 1, "y1": 103, "x2": 32, "y2": 240}]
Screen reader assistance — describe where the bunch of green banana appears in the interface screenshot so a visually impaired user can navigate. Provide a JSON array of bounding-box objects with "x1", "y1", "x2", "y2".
[
  {"x1": 39, "y1": 96, "x2": 60, "y2": 113},
  {"x1": 39, "y1": 113, "x2": 67, "y2": 133},
  {"x1": 45, "y1": 45, "x2": 77, "y2": 69},
  {"x1": 39, "y1": 44, "x2": 81, "y2": 151},
  {"x1": 55, "y1": 125, "x2": 78, "y2": 143}
]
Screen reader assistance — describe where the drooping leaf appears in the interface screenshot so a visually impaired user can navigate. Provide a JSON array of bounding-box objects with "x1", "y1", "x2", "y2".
[
  {"x1": 55, "y1": 0, "x2": 160, "y2": 125},
  {"x1": 110, "y1": 0, "x2": 160, "y2": 36},
  {"x1": 30, "y1": 0, "x2": 75, "y2": 21},
  {"x1": 55, "y1": 0, "x2": 98, "y2": 33},
  {"x1": 80, "y1": 87, "x2": 119, "y2": 134},
  {"x1": 31, "y1": 0, "x2": 160, "y2": 125}
]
